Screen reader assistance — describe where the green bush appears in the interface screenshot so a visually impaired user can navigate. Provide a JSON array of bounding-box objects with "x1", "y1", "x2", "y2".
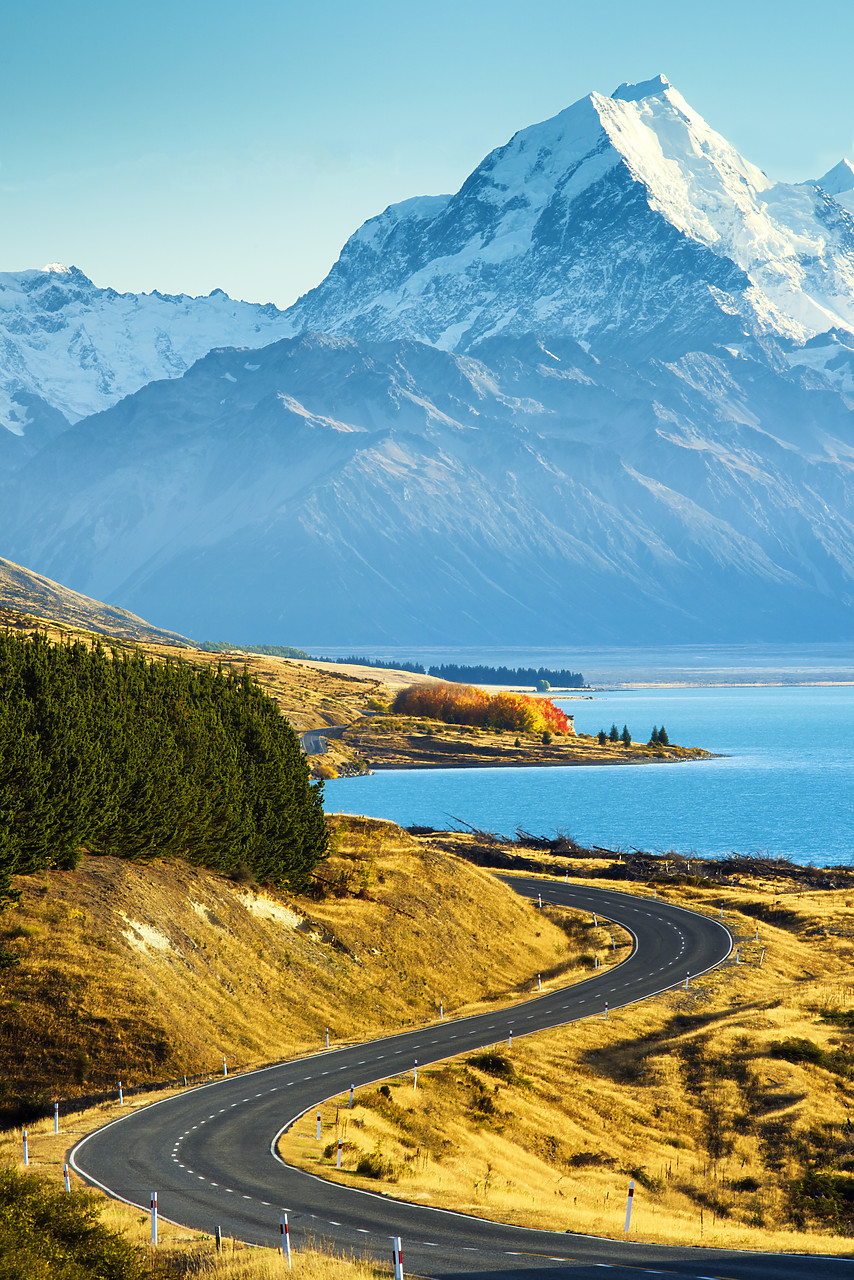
[{"x1": 0, "y1": 1167, "x2": 150, "y2": 1279}]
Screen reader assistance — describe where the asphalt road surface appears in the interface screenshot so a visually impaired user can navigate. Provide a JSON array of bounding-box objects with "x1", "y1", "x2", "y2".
[{"x1": 71, "y1": 878, "x2": 851, "y2": 1278}]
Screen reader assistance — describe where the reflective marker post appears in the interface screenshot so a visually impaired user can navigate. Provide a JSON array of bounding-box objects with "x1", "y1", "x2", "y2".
[
  {"x1": 349, "y1": 1084, "x2": 354, "y2": 1108},
  {"x1": 316, "y1": 1111, "x2": 322, "y2": 1140},
  {"x1": 54, "y1": 1102, "x2": 59, "y2": 1134},
  {"x1": 624, "y1": 1179, "x2": 635, "y2": 1232},
  {"x1": 22, "y1": 1130, "x2": 28, "y2": 1166},
  {"x1": 280, "y1": 1212, "x2": 292, "y2": 1268},
  {"x1": 63, "y1": 1163, "x2": 71, "y2": 1193},
  {"x1": 150, "y1": 1192, "x2": 158, "y2": 1246},
  {"x1": 392, "y1": 1236, "x2": 404, "y2": 1280}
]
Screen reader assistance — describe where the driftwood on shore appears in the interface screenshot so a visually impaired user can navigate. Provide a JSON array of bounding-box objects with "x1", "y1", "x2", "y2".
[{"x1": 411, "y1": 823, "x2": 854, "y2": 890}]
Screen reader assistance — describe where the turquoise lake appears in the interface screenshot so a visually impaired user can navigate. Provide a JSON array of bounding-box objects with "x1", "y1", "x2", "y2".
[{"x1": 323, "y1": 685, "x2": 854, "y2": 868}]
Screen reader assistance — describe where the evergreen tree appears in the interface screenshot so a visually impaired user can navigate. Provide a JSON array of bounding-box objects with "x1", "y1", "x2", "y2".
[
  {"x1": 621, "y1": 725, "x2": 631, "y2": 747},
  {"x1": 658, "y1": 725, "x2": 670, "y2": 746},
  {"x1": 597, "y1": 729, "x2": 608, "y2": 746},
  {"x1": 609, "y1": 723, "x2": 619, "y2": 743},
  {"x1": 649, "y1": 726, "x2": 659, "y2": 744}
]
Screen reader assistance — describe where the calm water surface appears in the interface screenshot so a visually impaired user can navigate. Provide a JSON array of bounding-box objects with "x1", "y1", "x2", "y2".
[{"x1": 323, "y1": 686, "x2": 854, "y2": 867}]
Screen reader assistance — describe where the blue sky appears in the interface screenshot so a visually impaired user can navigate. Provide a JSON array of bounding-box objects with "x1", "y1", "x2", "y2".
[{"x1": 2, "y1": 0, "x2": 852, "y2": 307}]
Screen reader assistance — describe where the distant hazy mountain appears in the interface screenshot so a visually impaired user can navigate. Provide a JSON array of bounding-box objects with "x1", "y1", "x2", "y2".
[
  {"x1": 2, "y1": 327, "x2": 853, "y2": 645},
  {"x1": 2, "y1": 75, "x2": 853, "y2": 646},
  {"x1": 0, "y1": 264, "x2": 292, "y2": 441}
]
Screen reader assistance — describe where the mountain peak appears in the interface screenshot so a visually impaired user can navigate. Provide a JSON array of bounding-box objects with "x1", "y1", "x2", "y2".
[
  {"x1": 611, "y1": 73, "x2": 671, "y2": 103},
  {"x1": 815, "y1": 158, "x2": 854, "y2": 195}
]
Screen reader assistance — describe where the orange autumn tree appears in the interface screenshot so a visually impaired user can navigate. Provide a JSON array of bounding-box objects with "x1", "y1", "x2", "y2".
[{"x1": 392, "y1": 683, "x2": 573, "y2": 735}]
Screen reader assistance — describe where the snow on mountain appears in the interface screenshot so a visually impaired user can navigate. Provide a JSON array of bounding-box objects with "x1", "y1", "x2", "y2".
[
  {"x1": 811, "y1": 158, "x2": 854, "y2": 214},
  {"x1": 282, "y1": 75, "x2": 854, "y2": 357},
  {"x1": 0, "y1": 264, "x2": 292, "y2": 439},
  {"x1": 3, "y1": 330, "x2": 853, "y2": 646}
]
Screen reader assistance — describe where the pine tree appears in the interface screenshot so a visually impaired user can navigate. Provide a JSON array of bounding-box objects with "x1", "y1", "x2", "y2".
[
  {"x1": 621, "y1": 725, "x2": 631, "y2": 747},
  {"x1": 658, "y1": 725, "x2": 670, "y2": 746},
  {"x1": 609, "y1": 723, "x2": 619, "y2": 743},
  {"x1": 649, "y1": 726, "x2": 659, "y2": 744}
]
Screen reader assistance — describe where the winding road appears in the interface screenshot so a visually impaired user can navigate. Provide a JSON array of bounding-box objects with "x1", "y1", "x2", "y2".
[{"x1": 71, "y1": 879, "x2": 849, "y2": 1278}]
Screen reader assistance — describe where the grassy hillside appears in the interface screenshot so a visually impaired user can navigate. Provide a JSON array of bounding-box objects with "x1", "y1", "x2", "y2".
[
  {"x1": 280, "y1": 865, "x2": 854, "y2": 1254},
  {"x1": 0, "y1": 816, "x2": 572, "y2": 1121}
]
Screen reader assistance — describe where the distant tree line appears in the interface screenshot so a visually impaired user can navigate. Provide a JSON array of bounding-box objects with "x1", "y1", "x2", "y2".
[
  {"x1": 198, "y1": 641, "x2": 311, "y2": 659},
  {"x1": 0, "y1": 632, "x2": 327, "y2": 910},
  {"x1": 316, "y1": 655, "x2": 428, "y2": 674},
  {"x1": 426, "y1": 663, "x2": 585, "y2": 688}
]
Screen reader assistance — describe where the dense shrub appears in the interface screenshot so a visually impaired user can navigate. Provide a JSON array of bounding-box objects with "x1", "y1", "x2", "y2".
[
  {"x1": 392, "y1": 683, "x2": 572, "y2": 735},
  {"x1": 0, "y1": 1166, "x2": 150, "y2": 1279}
]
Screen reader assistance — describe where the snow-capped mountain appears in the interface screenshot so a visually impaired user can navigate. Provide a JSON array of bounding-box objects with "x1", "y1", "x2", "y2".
[
  {"x1": 812, "y1": 158, "x2": 854, "y2": 215},
  {"x1": 0, "y1": 264, "x2": 292, "y2": 439},
  {"x1": 282, "y1": 74, "x2": 854, "y2": 359},
  {"x1": 2, "y1": 75, "x2": 854, "y2": 646},
  {"x1": 2, "y1": 330, "x2": 853, "y2": 645}
]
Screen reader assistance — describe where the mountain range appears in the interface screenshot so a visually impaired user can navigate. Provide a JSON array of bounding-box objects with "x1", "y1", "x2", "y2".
[{"x1": 1, "y1": 74, "x2": 853, "y2": 645}]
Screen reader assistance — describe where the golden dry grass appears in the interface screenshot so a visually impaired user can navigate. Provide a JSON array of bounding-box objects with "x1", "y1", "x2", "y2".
[
  {"x1": 0, "y1": 816, "x2": 575, "y2": 1113},
  {"x1": 280, "y1": 874, "x2": 854, "y2": 1255}
]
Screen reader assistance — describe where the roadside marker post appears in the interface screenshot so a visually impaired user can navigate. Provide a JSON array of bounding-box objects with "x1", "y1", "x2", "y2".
[
  {"x1": 54, "y1": 1102, "x2": 59, "y2": 1134},
  {"x1": 440, "y1": 999, "x2": 443, "y2": 1020},
  {"x1": 735, "y1": 948, "x2": 740, "y2": 964},
  {"x1": 537, "y1": 973, "x2": 542, "y2": 991},
  {"x1": 150, "y1": 1192, "x2": 158, "y2": 1246},
  {"x1": 605, "y1": 1002, "x2": 608, "y2": 1020},
  {"x1": 215, "y1": 1225, "x2": 222, "y2": 1253},
  {"x1": 280, "y1": 1212, "x2": 292, "y2": 1268},
  {"x1": 593, "y1": 913, "x2": 598, "y2": 927},
  {"x1": 720, "y1": 904, "x2": 724, "y2": 918},
  {"x1": 222, "y1": 1057, "x2": 227, "y2": 1078},
  {"x1": 685, "y1": 972, "x2": 690, "y2": 990},
  {"x1": 63, "y1": 1163, "x2": 71, "y2": 1193},
  {"x1": 349, "y1": 1085, "x2": 354, "y2": 1108},
  {"x1": 22, "y1": 1130, "x2": 28, "y2": 1166},
  {"x1": 538, "y1": 892, "x2": 542, "y2": 908},
  {"x1": 414, "y1": 1059, "x2": 418, "y2": 1090},
  {"x1": 653, "y1": 887, "x2": 657, "y2": 899},
  {"x1": 316, "y1": 1111, "x2": 322, "y2": 1140},
  {"x1": 755, "y1": 926, "x2": 759, "y2": 941},
  {"x1": 392, "y1": 1236, "x2": 404, "y2": 1280},
  {"x1": 326, "y1": 1028, "x2": 330, "y2": 1049},
  {"x1": 610, "y1": 934, "x2": 615, "y2": 950},
  {"x1": 760, "y1": 948, "x2": 766, "y2": 966},
  {"x1": 337, "y1": 1138, "x2": 343, "y2": 1168},
  {"x1": 508, "y1": 1030, "x2": 512, "y2": 1048},
  {"x1": 624, "y1": 1179, "x2": 635, "y2": 1232},
  {"x1": 118, "y1": 1080, "x2": 124, "y2": 1106}
]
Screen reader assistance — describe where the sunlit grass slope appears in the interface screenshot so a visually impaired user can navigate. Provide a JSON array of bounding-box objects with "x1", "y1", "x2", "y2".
[{"x1": 281, "y1": 873, "x2": 854, "y2": 1254}]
